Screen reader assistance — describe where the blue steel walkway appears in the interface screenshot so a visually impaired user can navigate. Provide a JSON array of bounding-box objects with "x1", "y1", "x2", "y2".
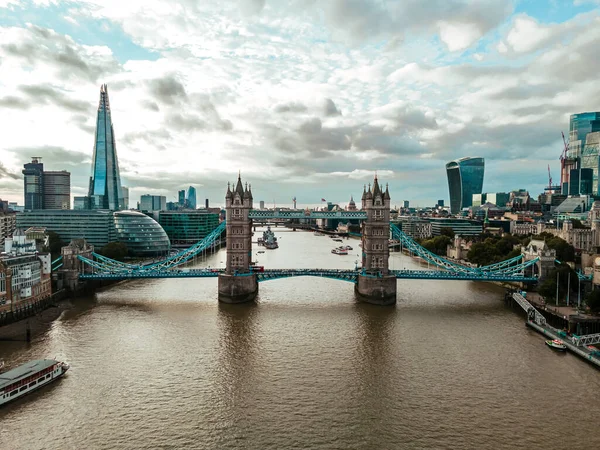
[{"x1": 79, "y1": 268, "x2": 537, "y2": 283}]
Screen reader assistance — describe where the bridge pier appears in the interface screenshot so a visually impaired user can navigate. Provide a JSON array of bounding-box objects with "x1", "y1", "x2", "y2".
[
  {"x1": 355, "y1": 274, "x2": 397, "y2": 305},
  {"x1": 218, "y1": 274, "x2": 258, "y2": 303}
]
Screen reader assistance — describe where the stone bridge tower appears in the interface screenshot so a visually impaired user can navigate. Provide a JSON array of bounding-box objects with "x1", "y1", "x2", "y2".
[
  {"x1": 356, "y1": 176, "x2": 397, "y2": 305},
  {"x1": 218, "y1": 174, "x2": 258, "y2": 303}
]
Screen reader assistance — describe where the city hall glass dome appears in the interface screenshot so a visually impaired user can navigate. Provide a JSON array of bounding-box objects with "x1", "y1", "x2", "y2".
[{"x1": 113, "y1": 211, "x2": 171, "y2": 256}]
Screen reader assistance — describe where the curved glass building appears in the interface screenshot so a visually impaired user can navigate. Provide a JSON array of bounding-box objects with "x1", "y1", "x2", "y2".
[
  {"x1": 113, "y1": 211, "x2": 171, "y2": 256},
  {"x1": 446, "y1": 157, "x2": 485, "y2": 214}
]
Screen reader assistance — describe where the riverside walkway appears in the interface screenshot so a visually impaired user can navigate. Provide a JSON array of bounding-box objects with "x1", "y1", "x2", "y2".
[{"x1": 512, "y1": 292, "x2": 600, "y2": 369}]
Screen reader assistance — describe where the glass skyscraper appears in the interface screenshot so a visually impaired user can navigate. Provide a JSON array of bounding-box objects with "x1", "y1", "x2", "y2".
[
  {"x1": 22, "y1": 157, "x2": 44, "y2": 210},
  {"x1": 571, "y1": 112, "x2": 600, "y2": 195},
  {"x1": 446, "y1": 157, "x2": 485, "y2": 214},
  {"x1": 88, "y1": 84, "x2": 124, "y2": 210},
  {"x1": 186, "y1": 186, "x2": 197, "y2": 210}
]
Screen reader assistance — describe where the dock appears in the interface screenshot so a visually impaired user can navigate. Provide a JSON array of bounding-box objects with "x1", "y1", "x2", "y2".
[{"x1": 512, "y1": 292, "x2": 600, "y2": 369}]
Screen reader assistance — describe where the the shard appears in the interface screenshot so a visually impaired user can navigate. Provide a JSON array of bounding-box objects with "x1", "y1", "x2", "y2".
[{"x1": 88, "y1": 84, "x2": 124, "y2": 210}]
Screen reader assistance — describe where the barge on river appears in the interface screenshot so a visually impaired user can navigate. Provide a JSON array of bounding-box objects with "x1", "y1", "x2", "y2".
[{"x1": 0, "y1": 359, "x2": 69, "y2": 406}]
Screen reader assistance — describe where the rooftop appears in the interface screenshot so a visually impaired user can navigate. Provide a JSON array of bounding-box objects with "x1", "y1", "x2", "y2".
[{"x1": 0, "y1": 359, "x2": 58, "y2": 388}]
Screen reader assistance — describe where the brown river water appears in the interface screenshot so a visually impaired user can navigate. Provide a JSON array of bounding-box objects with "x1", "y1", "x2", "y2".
[{"x1": 1, "y1": 228, "x2": 600, "y2": 449}]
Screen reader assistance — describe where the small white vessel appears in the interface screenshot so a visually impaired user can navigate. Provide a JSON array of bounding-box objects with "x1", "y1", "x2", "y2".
[
  {"x1": 545, "y1": 339, "x2": 567, "y2": 351},
  {"x1": 331, "y1": 248, "x2": 348, "y2": 255},
  {"x1": 1, "y1": 359, "x2": 70, "y2": 406}
]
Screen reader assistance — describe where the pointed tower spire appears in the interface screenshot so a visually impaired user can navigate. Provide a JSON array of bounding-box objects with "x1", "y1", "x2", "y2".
[
  {"x1": 226, "y1": 181, "x2": 233, "y2": 199},
  {"x1": 384, "y1": 183, "x2": 390, "y2": 200},
  {"x1": 235, "y1": 172, "x2": 244, "y2": 196},
  {"x1": 372, "y1": 175, "x2": 381, "y2": 197},
  {"x1": 361, "y1": 185, "x2": 367, "y2": 201}
]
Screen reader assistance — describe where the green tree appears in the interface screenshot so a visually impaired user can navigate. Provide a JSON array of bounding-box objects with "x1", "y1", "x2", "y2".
[
  {"x1": 586, "y1": 289, "x2": 600, "y2": 314},
  {"x1": 440, "y1": 227, "x2": 455, "y2": 239},
  {"x1": 99, "y1": 242, "x2": 129, "y2": 261},
  {"x1": 44, "y1": 231, "x2": 66, "y2": 259},
  {"x1": 537, "y1": 265, "x2": 578, "y2": 303},
  {"x1": 422, "y1": 235, "x2": 452, "y2": 256}
]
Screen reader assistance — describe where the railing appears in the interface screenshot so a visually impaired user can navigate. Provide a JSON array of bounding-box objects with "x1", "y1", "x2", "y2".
[
  {"x1": 249, "y1": 210, "x2": 367, "y2": 220},
  {"x1": 512, "y1": 292, "x2": 547, "y2": 327}
]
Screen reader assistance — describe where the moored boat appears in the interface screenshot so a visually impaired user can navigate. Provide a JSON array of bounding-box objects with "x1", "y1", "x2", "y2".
[
  {"x1": 331, "y1": 248, "x2": 348, "y2": 255},
  {"x1": 1, "y1": 359, "x2": 70, "y2": 406},
  {"x1": 545, "y1": 339, "x2": 567, "y2": 351}
]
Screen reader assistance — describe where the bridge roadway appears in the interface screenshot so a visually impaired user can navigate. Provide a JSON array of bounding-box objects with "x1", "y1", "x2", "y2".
[{"x1": 79, "y1": 268, "x2": 537, "y2": 283}]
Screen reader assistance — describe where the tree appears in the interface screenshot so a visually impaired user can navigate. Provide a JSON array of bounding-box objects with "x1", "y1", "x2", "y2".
[
  {"x1": 440, "y1": 227, "x2": 455, "y2": 239},
  {"x1": 44, "y1": 231, "x2": 65, "y2": 259},
  {"x1": 422, "y1": 235, "x2": 452, "y2": 256},
  {"x1": 586, "y1": 289, "x2": 600, "y2": 314},
  {"x1": 537, "y1": 265, "x2": 578, "y2": 303},
  {"x1": 99, "y1": 242, "x2": 129, "y2": 261}
]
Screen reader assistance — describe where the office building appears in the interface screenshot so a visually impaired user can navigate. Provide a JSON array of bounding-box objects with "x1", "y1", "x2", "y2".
[
  {"x1": 1, "y1": 212, "x2": 17, "y2": 247},
  {"x1": 139, "y1": 195, "x2": 166, "y2": 212},
  {"x1": 88, "y1": 84, "x2": 125, "y2": 210},
  {"x1": 426, "y1": 217, "x2": 483, "y2": 236},
  {"x1": 581, "y1": 132, "x2": 600, "y2": 195},
  {"x1": 178, "y1": 190, "x2": 185, "y2": 207},
  {"x1": 186, "y1": 186, "x2": 197, "y2": 210},
  {"x1": 158, "y1": 210, "x2": 220, "y2": 246},
  {"x1": 43, "y1": 171, "x2": 70, "y2": 209},
  {"x1": 205, "y1": 199, "x2": 209, "y2": 209},
  {"x1": 1, "y1": 247, "x2": 52, "y2": 309},
  {"x1": 113, "y1": 211, "x2": 171, "y2": 256},
  {"x1": 259, "y1": 200, "x2": 265, "y2": 209},
  {"x1": 16, "y1": 210, "x2": 169, "y2": 256},
  {"x1": 73, "y1": 196, "x2": 90, "y2": 210},
  {"x1": 569, "y1": 112, "x2": 600, "y2": 159},
  {"x1": 403, "y1": 200, "x2": 409, "y2": 208},
  {"x1": 437, "y1": 200, "x2": 444, "y2": 207},
  {"x1": 446, "y1": 157, "x2": 485, "y2": 214},
  {"x1": 22, "y1": 157, "x2": 44, "y2": 210},
  {"x1": 472, "y1": 193, "x2": 486, "y2": 208},
  {"x1": 122, "y1": 186, "x2": 129, "y2": 209}
]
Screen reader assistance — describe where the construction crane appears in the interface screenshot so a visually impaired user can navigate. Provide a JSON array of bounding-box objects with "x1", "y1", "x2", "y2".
[{"x1": 560, "y1": 131, "x2": 569, "y2": 160}]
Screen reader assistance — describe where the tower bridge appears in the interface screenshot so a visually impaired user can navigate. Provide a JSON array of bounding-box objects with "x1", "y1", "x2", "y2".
[{"x1": 71, "y1": 174, "x2": 539, "y2": 305}]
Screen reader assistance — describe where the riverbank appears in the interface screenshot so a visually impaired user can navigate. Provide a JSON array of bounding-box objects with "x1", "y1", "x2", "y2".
[{"x1": 0, "y1": 297, "x2": 72, "y2": 342}]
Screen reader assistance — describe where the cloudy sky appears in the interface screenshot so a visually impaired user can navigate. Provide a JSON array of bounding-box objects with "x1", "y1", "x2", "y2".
[{"x1": 1, "y1": 0, "x2": 599, "y2": 208}]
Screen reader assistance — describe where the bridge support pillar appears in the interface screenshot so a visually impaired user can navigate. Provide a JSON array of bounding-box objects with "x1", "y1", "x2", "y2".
[
  {"x1": 355, "y1": 274, "x2": 396, "y2": 305},
  {"x1": 218, "y1": 274, "x2": 258, "y2": 303}
]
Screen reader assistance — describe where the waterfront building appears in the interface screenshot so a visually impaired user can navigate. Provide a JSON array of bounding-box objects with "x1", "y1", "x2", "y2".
[
  {"x1": 0, "y1": 212, "x2": 16, "y2": 247},
  {"x1": 87, "y1": 84, "x2": 125, "y2": 210},
  {"x1": 113, "y1": 211, "x2": 170, "y2": 256},
  {"x1": 1, "y1": 230, "x2": 52, "y2": 311},
  {"x1": 445, "y1": 157, "x2": 484, "y2": 214},
  {"x1": 394, "y1": 217, "x2": 432, "y2": 239},
  {"x1": 42, "y1": 171, "x2": 70, "y2": 210},
  {"x1": 158, "y1": 210, "x2": 220, "y2": 246},
  {"x1": 16, "y1": 210, "x2": 169, "y2": 256},
  {"x1": 426, "y1": 217, "x2": 482, "y2": 236},
  {"x1": 22, "y1": 157, "x2": 44, "y2": 210},
  {"x1": 139, "y1": 195, "x2": 166, "y2": 212},
  {"x1": 186, "y1": 186, "x2": 197, "y2": 210}
]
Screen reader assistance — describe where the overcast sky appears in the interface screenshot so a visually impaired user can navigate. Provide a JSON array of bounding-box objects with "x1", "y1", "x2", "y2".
[{"x1": 1, "y1": 0, "x2": 599, "y2": 208}]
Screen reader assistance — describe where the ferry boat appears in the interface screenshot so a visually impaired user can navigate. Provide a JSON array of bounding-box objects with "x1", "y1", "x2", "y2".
[
  {"x1": 545, "y1": 339, "x2": 567, "y2": 351},
  {"x1": 332, "y1": 248, "x2": 348, "y2": 255},
  {"x1": 1, "y1": 359, "x2": 70, "y2": 406}
]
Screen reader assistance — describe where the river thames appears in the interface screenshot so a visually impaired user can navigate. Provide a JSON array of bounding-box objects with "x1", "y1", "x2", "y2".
[{"x1": 1, "y1": 228, "x2": 600, "y2": 449}]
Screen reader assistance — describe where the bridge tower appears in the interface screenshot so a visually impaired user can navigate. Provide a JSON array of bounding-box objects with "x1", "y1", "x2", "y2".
[
  {"x1": 218, "y1": 174, "x2": 258, "y2": 303},
  {"x1": 356, "y1": 176, "x2": 397, "y2": 305}
]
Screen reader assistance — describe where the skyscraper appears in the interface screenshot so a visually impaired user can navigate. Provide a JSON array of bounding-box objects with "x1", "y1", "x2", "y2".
[
  {"x1": 22, "y1": 157, "x2": 44, "y2": 210},
  {"x1": 572, "y1": 112, "x2": 600, "y2": 195},
  {"x1": 178, "y1": 190, "x2": 185, "y2": 208},
  {"x1": 88, "y1": 84, "x2": 124, "y2": 210},
  {"x1": 186, "y1": 186, "x2": 197, "y2": 210},
  {"x1": 43, "y1": 171, "x2": 70, "y2": 209},
  {"x1": 446, "y1": 157, "x2": 485, "y2": 215}
]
